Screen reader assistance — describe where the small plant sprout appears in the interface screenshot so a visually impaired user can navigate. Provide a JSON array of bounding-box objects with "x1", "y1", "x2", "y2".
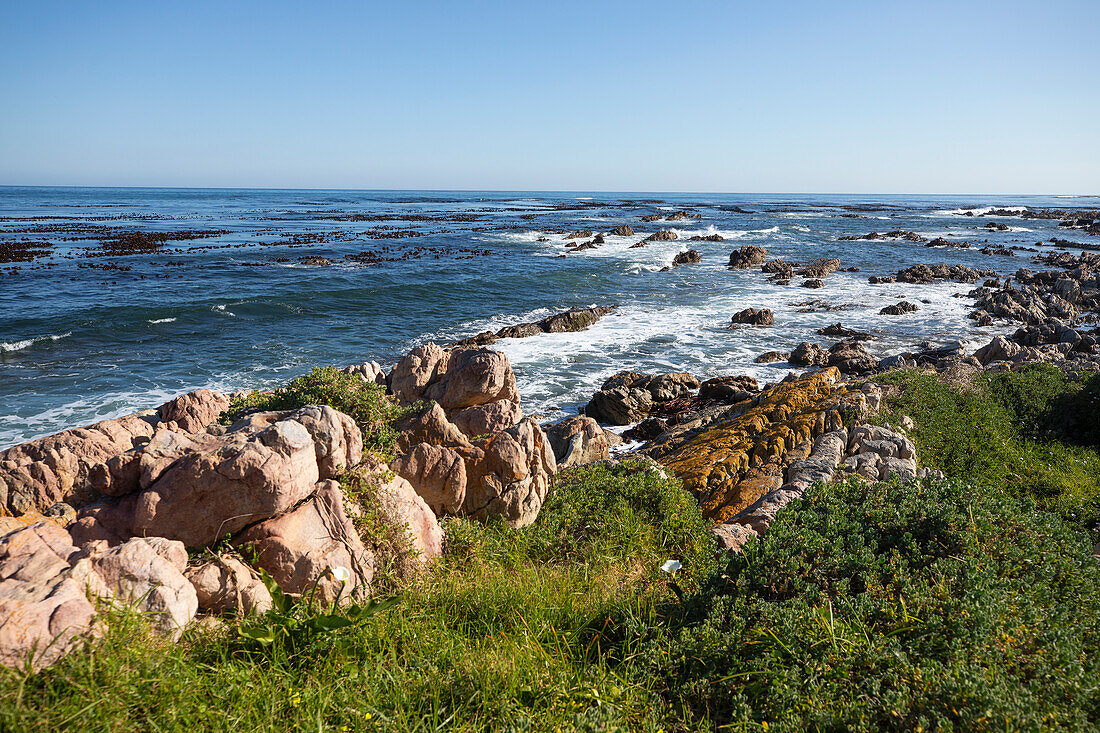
[{"x1": 660, "y1": 559, "x2": 682, "y2": 574}]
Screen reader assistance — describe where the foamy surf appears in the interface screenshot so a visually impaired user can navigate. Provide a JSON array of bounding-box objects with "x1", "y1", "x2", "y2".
[{"x1": 0, "y1": 332, "x2": 72, "y2": 353}]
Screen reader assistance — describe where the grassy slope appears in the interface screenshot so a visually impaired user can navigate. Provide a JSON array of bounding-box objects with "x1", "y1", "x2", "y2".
[{"x1": 3, "y1": 367, "x2": 1100, "y2": 731}]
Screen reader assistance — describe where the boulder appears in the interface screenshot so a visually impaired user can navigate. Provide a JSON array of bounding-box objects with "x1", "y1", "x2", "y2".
[
  {"x1": 698, "y1": 376, "x2": 759, "y2": 402},
  {"x1": 353, "y1": 464, "x2": 445, "y2": 562},
  {"x1": 545, "y1": 415, "x2": 610, "y2": 469},
  {"x1": 339, "y1": 361, "x2": 387, "y2": 386},
  {"x1": 728, "y1": 245, "x2": 767, "y2": 269},
  {"x1": 449, "y1": 400, "x2": 523, "y2": 438},
  {"x1": 797, "y1": 258, "x2": 841, "y2": 278},
  {"x1": 81, "y1": 537, "x2": 197, "y2": 638},
  {"x1": 671, "y1": 250, "x2": 701, "y2": 267},
  {"x1": 157, "y1": 389, "x2": 231, "y2": 434},
  {"x1": 462, "y1": 418, "x2": 556, "y2": 528},
  {"x1": 645, "y1": 230, "x2": 678, "y2": 242},
  {"x1": 234, "y1": 480, "x2": 373, "y2": 604},
  {"x1": 974, "y1": 336, "x2": 1024, "y2": 365},
  {"x1": 755, "y1": 351, "x2": 790, "y2": 364},
  {"x1": 185, "y1": 556, "x2": 272, "y2": 616},
  {"x1": 389, "y1": 342, "x2": 450, "y2": 405},
  {"x1": 729, "y1": 307, "x2": 774, "y2": 327},
  {"x1": 130, "y1": 416, "x2": 323, "y2": 548},
  {"x1": 0, "y1": 412, "x2": 160, "y2": 515},
  {"x1": 390, "y1": 443, "x2": 467, "y2": 515},
  {"x1": 537, "y1": 306, "x2": 615, "y2": 334},
  {"x1": 585, "y1": 384, "x2": 654, "y2": 425},
  {"x1": 790, "y1": 342, "x2": 829, "y2": 366},
  {"x1": 827, "y1": 339, "x2": 878, "y2": 375},
  {"x1": 609, "y1": 225, "x2": 634, "y2": 237},
  {"x1": 0, "y1": 522, "x2": 100, "y2": 671},
  {"x1": 880, "y1": 301, "x2": 920, "y2": 316},
  {"x1": 424, "y1": 348, "x2": 519, "y2": 411}
]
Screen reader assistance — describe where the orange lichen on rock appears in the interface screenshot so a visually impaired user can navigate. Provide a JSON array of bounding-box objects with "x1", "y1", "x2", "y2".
[{"x1": 659, "y1": 368, "x2": 863, "y2": 522}]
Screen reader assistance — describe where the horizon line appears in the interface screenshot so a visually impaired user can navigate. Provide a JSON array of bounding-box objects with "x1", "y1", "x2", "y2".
[{"x1": 0, "y1": 184, "x2": 1097, "y2": 198}]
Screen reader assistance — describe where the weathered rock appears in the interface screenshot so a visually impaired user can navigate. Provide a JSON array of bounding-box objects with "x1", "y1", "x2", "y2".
[
  {"x1": 609, "y1": 225, "x2": 634, "y2": 237},
  {"x1": 880, "y1": 301, "x2": 920, "y2": 316},
  {"x1": 755, "y1": 351, "x2": 790, "y2": 364},
  {"x1": 671, "y1": 250, "x2": 701, "y2": 267},
  {"x1": 645, "y1": 229, "x2": 678, "y2": 242},
  {"x1": 389, "y1": 343, "x2": 449, "y2": 405},
  {"x1": 0, "y1": 412, "x2": 160, "y2": 515},
  {"x1": 729, "y1": 307, "x2": 774, "y2": 327},
  {"x1": 974, "y1": 336, "x2": 1023, "y2": 365},
  {"x1": 339, "y1": 361, "x2": 387, "y2": 386},
  {"x1": 801, "y1": 278, "x2": 825, "y2": 288},
  {"x1": 235, "y1": 480, "x2": 373, "y2": 604},
  {"x1": 390, "y1": 443, "x2": 467, "y2": 515},
  {"x1": 394, "y1": 402, "x2": 472, "y2": 454},
  {"x1": 585, "y1": 383, "x2": 653, "y2": 425},
  {"x1": 818, "y1": 323, "x2": 873, "y2": 340},
  {"x1": 185, "y1": 556, "x2": 272, "y2": 616},
  {"x1": 655, "y1": 369, "x2": 866, "y2": 522},
  {"x1": 462, "y1": 418, "x2": 557, "y2": 528},
  {"x1": 82, "y1": 537, "x2": 197, "y2": 637},
  {"x1": 545, "y1": 416, "x2": 610, "y2": 469},
  {"x1": 537, "y1": 306, "x2": 616, "y2": 334},
  {"x1": 0, "y1": 522, "x2": 100, "y2": 671},
  {"x1": 790, "y1": 342, "x2": 829, "y2": 366},
  {"x1": 449, "y1": 400, "x2": 523, "y2": 438},
  {"x1": 424, "y1": 348, "x2": 519, "y2": 411},
  {"x1": 698, "y1": 376, "x2": 759, "y2": 402},
  {"x1": 827, "y1": 339, "x2": 878, "y2": 375},
  {"x1": 728, "y1": 245, "x2": 767, "y2": 269},
  {"x1": 798, "y1": 258, "x2": 841, "y2": 278},
  {"x1": 157, "y1": 389, "x2": 231, "y2": 434},
  {"x1": 130, "y1": 417, "x2": 323, "y2": 548}
]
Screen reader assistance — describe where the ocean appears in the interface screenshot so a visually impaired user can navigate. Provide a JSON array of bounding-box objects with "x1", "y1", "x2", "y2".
[{"x1": 2, "y1": 187, "x2": 1096, "y2": 450}]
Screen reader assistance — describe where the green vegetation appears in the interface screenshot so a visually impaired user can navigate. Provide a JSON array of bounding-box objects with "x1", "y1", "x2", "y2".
[
  {"x1": 5, "y1": 391, "x2": 1100, "y2": 730},
  {"x1": 876, "y1": 365, "x2": 1100, "y2": 537},
  {"x1": 220, "y1": 366, "x2": 409, "y2": 456}
]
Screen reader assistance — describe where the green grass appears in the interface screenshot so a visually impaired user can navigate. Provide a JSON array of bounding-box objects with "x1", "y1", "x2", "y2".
[
  {"x1": 875, "y1": 365, "x2": 1100, "y2": 537},
  {"x1": 4, "y1": 435, "x2": 1100, "y2": 730},
  {"x1": 220, "y1": 366, "x2": 409, "y2": 456}
]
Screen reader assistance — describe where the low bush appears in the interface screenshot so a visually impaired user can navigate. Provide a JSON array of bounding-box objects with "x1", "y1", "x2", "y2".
[
  {"x1": 639, "y1": 476, "x2": 1100, "y2": 731},
  {"x1": 876, "y1": 366, "x2": 1100, "y2": 536},
  {"x1": 220, "y1": 366, "x2": 408, "y2": 456}
]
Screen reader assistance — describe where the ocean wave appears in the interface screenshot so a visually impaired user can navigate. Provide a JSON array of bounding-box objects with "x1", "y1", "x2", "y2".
[
  {"x1": 147, "y1": 317, "x2": 177, "y2": 324},
  {"x1": 939, "y1": 206, "x2": 1027, "y2": 217},
  {"x1": 0, "y1": 332, "x2": 72, "y2": 353}
]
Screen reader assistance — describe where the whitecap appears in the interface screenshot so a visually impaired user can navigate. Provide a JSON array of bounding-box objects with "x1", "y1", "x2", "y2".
[
  {"x1": 0, "y1": 332, "x2": 72, "y2": 353},
  {"x1": 147, "y1": 317, "x2": 177, "y2": 324}
]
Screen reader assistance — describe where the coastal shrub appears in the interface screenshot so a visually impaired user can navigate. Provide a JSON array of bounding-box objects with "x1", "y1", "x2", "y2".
[
  {"x1": 447, "y1": 461, "x2": 716, "y2": 580},
  {"x1": 220, "y1": 366, "x2": 407, "y2": 456},
  {"x1": 339, "y1": 466, "x2": 423, "y2": 593},
  {"x1": 639, "y1": 476, "x2": 1100, "y2": 731},
  {"x1": 875, "y1": 367, "x2": 1100, "y2": 536}
]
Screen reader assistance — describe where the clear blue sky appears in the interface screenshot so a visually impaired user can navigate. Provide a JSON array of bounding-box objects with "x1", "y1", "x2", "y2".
[{"x1": 1, "y1": 1, "x2": 1097, "y2": 193}]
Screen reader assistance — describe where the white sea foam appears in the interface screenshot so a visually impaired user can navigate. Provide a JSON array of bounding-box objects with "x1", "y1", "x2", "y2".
[
  {"x1": 147, "y1": 317, "x2": 177, "y2": 324},
  {"x1": 0, "y1": 332, "x2": 72, "y2": 353},
  {"x1": 938, "y1": 206, "x2": 1027, "y2": 217},
  {"x1": 417, "y1": 271, "x2": 1013, "y2": 423}
]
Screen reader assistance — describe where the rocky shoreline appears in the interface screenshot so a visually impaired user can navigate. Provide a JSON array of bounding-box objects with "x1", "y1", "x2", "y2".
[{"x1": 3, "y1": 226, "x2": 1100, "y2": 671}]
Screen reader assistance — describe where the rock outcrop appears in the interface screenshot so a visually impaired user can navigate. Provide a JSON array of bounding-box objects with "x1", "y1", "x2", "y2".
[
  {"x1": 729, "y1": 307, "x2": 774, "y2": 327},
  {"x1": 391, "y1": 344, "x2": 522, "y2": 438},
  {"x1": 728, "y1": 245, "x2": 767, "y2": 270},
  {"x1": 585, "y1": 372, "x2": 702, "y2": 425},
  {"x1": 651, "y1": 369, "x2": 875, "y2": 523},
  {"x1": 545, "y1": 415, "x2": 610, "y2": 469}
]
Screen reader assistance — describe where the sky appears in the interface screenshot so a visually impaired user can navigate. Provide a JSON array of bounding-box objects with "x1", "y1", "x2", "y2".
[{"x1": 1, "y1": 1, "x2": 1097, "y2": 194}]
